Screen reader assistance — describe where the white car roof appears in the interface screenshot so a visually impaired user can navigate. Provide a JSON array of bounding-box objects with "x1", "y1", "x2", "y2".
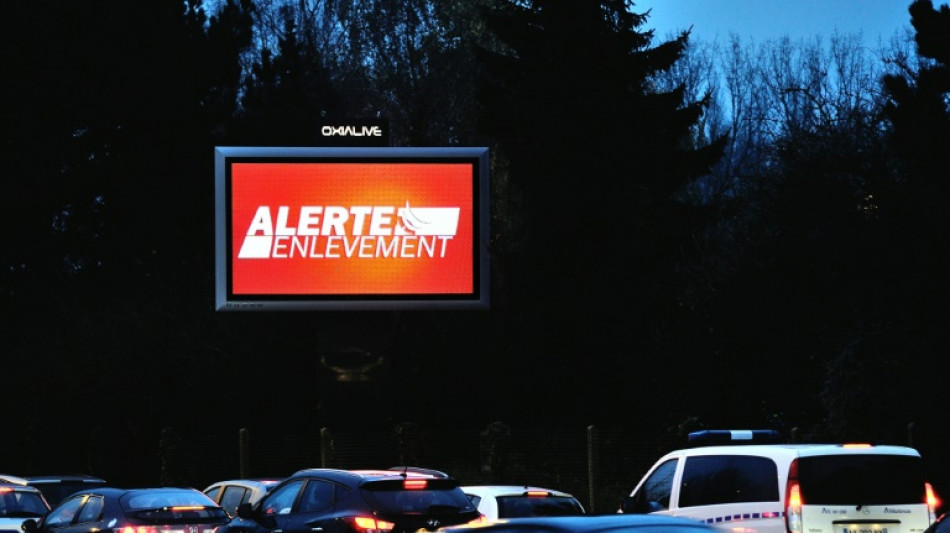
[
  {"x1": 204, "y1": 479, "x2": 282, "y2": 492},
  {"x1": 0, "y1": 474, "x2": 28, "y2": 485},
  {"x1": 461, "y1": 485, "x2": 576, "y2": 498},
  {"x1": 659, "y1": 443, "x2": 921, "y2": 462}
]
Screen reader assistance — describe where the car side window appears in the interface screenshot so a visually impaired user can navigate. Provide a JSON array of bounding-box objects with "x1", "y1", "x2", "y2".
[
  {"x1": 635, "y1": 459, "x2": 678, "y2": 512},
  {"x1": 262, "y1": 480, "x2": 304, "y2": 515},
  {"x1": 297, "y1": 480, "x2": 334, "y2": 513},
  {"x1": 77, "y1": 496, "x2": 104, "y2": 523},
  {"x1": 679, "y1": 455, "x2": 779, "y2": 507},
  {"x1": 44, "y1": 496, "x2": 84, "y2": 527},
  {"x1": 205, "y1": 487, "x2": 221, "y2": 502},
  {"x1": 220, "y1": 487, "x2": 249, "y2": 516}
]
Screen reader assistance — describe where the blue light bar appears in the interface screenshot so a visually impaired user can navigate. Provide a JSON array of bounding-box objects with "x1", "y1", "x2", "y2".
[{"x1": 688, "y1": 429, "x2": 782, "y2": 445}]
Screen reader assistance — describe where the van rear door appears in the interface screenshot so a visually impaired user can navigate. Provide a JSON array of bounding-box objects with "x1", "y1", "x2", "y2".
[{"x1": 798, "y1": 454, "x2": 931, "y2": 533}]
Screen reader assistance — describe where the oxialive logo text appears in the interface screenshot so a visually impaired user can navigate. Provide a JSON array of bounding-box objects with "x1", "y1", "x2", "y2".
[{"x1": 238, "y1": 202, "x2": 460, "y2": 259}]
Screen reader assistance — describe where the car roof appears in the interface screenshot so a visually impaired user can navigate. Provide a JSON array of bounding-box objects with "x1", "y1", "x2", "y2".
[
  {"x1": 461, "y1": 486, "x2": 576, "y2": 498},
  {"x1": 204, "y1": 479, "x2": 282, "y2": 491},
  {"x1": 440, "y1": 514, "x2": 714, "y2": 533},
  {"x1": 63, "y1": 487, "x2": 207, "y2": 498},
  {"x1": 662, "y1": 443, "x2": 921, "y2": 460},
  {"x1": 22, "y1": 474, "x2": 107, "y2": 483},
  {"x1": 0, "y1": 482, "x2": 42, "y2": 493},
  {"x1": 0, "y1": 474, "x2": 29, "y2": 485},
  {"x1": 291, "y1": 468, "x2": 453, "y2": 483}
]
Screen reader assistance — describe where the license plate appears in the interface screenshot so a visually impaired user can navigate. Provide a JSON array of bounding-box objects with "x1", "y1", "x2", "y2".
[{"x1": 841, "y1": 525, "x2": 895, "y2": 533}]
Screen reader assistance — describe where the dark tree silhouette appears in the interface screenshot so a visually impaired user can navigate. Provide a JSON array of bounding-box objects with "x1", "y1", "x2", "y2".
[{"x1": 477, "y1": 0, "x2": 725, "y2": 423}]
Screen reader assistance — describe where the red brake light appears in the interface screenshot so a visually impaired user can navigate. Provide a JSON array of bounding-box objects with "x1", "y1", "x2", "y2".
[
  {"x1": 787, "y1": 483, "x2": 803, "y2": 508},
  {"x1": 122, "y1": 527, "x2": 161, "y2": 533},
  {"x1": 0, "y1": 487, "x2": 13, "y2": 493},
  {"x1": 403, "y1": 479, "x2": 427, "y2": 490},
  {"x1": 347, "y1": 516, "x2": 395, "y2": 533},
  {"x1": 786, "y1": 459, "x2": 802, "y2": 533},
  {"x1": 841, "y1": 443, "x2": 873, "y2": 449},
  {"x1": 927, "y1": 482, "x2": 939, "y2": 511},
  {"x1": 171, "y1": 506, "x2": 204, "y2": 511},
  {"x1": 526, "y1": 491, "x2": 549, "y2": 497}
]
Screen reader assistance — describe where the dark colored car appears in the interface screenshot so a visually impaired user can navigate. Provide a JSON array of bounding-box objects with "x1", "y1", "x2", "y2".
[
  {"x1": 926, "y1": 512, "x2": 950, "y2": 533},
  {"x1": 16, "y1": 476, "x2": 107, "y2": 507},
  {"x1": 437, "y1": 514, "x2": 718, "y2": 533},
  {"x1": 222, "y1": 468, "x2": 481, "y2": 533},
  {"x1": 0, "y1": 483, "x2": 50, "y2": 530},
  {"x1": 21, "y1": 487, "x2": 229, "y2": 533}
]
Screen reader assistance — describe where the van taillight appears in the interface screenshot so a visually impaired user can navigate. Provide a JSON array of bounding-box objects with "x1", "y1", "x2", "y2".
[
  {"x1": 926, "y1": 482, "x2": 939, "y2": 522},
  {"x1": 786, "y1": 459, "x2": 802, "y2": 533}
]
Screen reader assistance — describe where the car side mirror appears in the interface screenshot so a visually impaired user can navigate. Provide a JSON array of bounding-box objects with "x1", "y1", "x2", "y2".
[
  {"x1": 21, "y1": 519, "x2": 38, "y2": 533},
  {"x1": 236, "y1": 502, "x2": 255, "y2": 519}
]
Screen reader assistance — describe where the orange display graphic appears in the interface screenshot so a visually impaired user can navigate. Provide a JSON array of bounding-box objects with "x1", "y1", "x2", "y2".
[{"x1": 229, "y1": 161, "x2": 475, "y2": 295}]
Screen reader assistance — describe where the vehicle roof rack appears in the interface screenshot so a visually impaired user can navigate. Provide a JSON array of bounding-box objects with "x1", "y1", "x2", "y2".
[{"x1": 688, "y1": 429, "x2": 783, "y2": 446}]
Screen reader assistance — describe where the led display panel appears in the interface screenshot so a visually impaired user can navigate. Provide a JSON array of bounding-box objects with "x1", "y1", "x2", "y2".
[{"x1": 215, "y1": 146, "x2": 490, "y2": 311}]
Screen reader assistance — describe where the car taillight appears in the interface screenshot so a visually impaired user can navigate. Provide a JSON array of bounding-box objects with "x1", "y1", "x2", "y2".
[
  {"x1": 926, "y1": 482, "x2": 939, "y2": 522},
  {"x1": 121, "y1": 527, "x2": 160, "y2": 533},
  {"x1": 120, "y1": 526, "x2": 218, "y2": 533},
  {"x1": 525, "y1": 491, "x2": 549, "y2": 497},
  {"x1": 786, "y1": 459, "x2": 802, "y2": 533},
  {"x1": 403, "y1": 479, "x2": 427, "y2": 490},
  {"x1": 346, "y1": 516, "x2": 395, "y2": 533}
]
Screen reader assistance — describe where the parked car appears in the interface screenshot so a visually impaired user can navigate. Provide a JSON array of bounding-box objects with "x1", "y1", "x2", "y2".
[
  {"x1": 14, "y1": 475, "x2": 107, "y2": 506},
  {"x1": 222, "y1": 467, "x2": 481, "y2": 533},
  {"x1": 204, "y1": 479, "x2": 282, "y2": 517},
  {"x1": 21, "y1": 487, "x2": 229, "y2": 533},
  {"x1": 619, "y1": 429, "x2": 937, "y2": 533},
  {"x1": 0, "y1": 483, "x2": 50, "y2": 528},
  {"x1": 460, "y1": 486, "x2": 584, "y2": 520},
  {"x1": 926, "y1": 512, "x2": 950, "y2": 533},
  {"x1": 437, "y1": 514, "x2": 717, "y2": 533}
]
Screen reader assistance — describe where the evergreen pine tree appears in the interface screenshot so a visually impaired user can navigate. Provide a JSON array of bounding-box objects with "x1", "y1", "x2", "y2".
[{"x1": 477, "y1": 0, "x2": 725, "y2": 417}]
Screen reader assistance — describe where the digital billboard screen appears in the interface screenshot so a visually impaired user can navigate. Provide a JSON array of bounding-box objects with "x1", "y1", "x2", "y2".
[{"x1": 215, "y1": 146, "x2": 490, "y2": 311}]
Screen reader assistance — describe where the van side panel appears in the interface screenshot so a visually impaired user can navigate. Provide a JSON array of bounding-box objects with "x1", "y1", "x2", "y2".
[{"x1": 671, "y1": 454, "x2": 786, "y2": 533}]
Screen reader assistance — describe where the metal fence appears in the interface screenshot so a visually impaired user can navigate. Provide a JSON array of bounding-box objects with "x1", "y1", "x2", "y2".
[
  {"x1": 2, "y1": 422, "x2": 680, "y2": 514},
  {"x1": 7, "y1": 422, "x2": 948, "y2": 515}
]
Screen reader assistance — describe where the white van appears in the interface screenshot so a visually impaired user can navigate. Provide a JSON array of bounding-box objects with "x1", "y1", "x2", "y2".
[{"x1": 620, "y1": 430, "x2": 937, "y2": 533}]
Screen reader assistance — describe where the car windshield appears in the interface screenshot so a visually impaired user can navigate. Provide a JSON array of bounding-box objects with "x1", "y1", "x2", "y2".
[
  {"x1": 0, "y1": 489, "x2": 49, "y2": 518},
  {"x1": 798, "y1": 454, "x2": 925, "y2": 505},
  {"x1": 496, "y1": 495, "x2": 584, "y2": 517},
  {"x1": 361, "y1": 481, "x2": 476, "y2": 514}
]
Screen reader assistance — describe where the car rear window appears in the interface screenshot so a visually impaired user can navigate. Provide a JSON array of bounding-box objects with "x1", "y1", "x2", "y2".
[
  {"x1": 123, "y1": 490, "x2": 228, "y2": 522},
  {"x1": 496, "y1": 495, "x2": 584, "y2": 517},
  {"x1": 798, "y1": 454, "x2": 925, "y2": 505},
  {"x1": 361, "y1": 480, "x2": 476, "y2": 513},
  {"x1": 679, "y1": 455, "x2": 779, "y2": 507}
]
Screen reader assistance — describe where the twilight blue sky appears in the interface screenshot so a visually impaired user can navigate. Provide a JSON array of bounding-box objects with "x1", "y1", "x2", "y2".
[{"x1": 634, "y1": 0, "x2": 916, "y2": 46}]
